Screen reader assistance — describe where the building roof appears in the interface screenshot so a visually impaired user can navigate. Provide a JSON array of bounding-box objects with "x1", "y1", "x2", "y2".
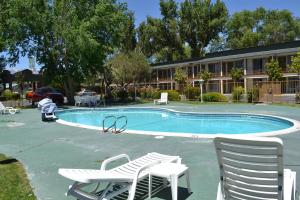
[{"x1": 151, "y1": 40, "x2": 300, "y2": 67}]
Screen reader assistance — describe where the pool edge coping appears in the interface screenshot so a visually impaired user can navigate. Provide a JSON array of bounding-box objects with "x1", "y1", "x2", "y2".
[{"x1": 55, "y1": 106, "x2": 300, "y2": 139}]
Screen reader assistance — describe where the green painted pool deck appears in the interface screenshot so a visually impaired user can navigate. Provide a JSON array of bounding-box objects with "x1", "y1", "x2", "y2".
[{"x1": 1, "y1": 103, "x2": 300, "y2": 200}]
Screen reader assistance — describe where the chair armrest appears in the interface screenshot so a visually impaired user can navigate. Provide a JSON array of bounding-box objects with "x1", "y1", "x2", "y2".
[
  {"x1": 134, "y1": 160, "x2": 161, "y2": 180},
  {"x1": 100, "y1": 154, "x2": 130, "y2": 171}
]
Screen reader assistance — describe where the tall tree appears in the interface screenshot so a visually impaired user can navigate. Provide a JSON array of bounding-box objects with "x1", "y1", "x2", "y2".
[
  {"x1": 109, "y1": 50, "x2": 150, "y2": 89},
  {"x1": 119, "y1": 12, "x2": 137, "y2": 53},
  {"x1": 137, "y1": 0, "x2": 187, "y2": 63},
  {"x1": 208, "y1": 37, "x2": 228, "y2": 53},
  {"x1": 0, "y1": 57, "x2": 6, "y2": 86},
  {"x1": 1, "y1": 0, "x2": 131, "y2": 104},
  {"x1": 179, "y1": 0, "x2": 228, "y2": 58},
  {"x1": 158, "y1": 0, "x2": 185, "y2": 61},
  {"x1": 227, "y1": 8, "x2": 300, "y2": 49},
  {"x1": 137, "y1": 17, "x2": 163, "y2": 62}
]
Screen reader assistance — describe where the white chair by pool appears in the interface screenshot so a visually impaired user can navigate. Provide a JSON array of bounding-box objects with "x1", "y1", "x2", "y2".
[
  {"x1": 58, "y1": 152, "x2": 181, "y2": 200},
  {"x1": 74, "y1": 96, "x2": 83, "y2": 107},
  {"x1": 0, "y1": 101, "x2": 20, "y2": 114},
  {"x1": 154, "y1": 92, "x2": 168, "y2": 105},
  {"x1": 214, "y1": 136, "x2": 296, "y2": 200}
]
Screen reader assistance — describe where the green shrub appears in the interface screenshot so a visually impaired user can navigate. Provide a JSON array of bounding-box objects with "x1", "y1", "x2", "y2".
[
  {"x1": 0, "y1": 96, "x2": 6, "y2": 101},
  {"x1": 184, "y1": 86, "x2": 200, "y2": 100},
  {"x1": 247, "y1": 88, "x2": 259, "y2": 103},
  {"x1": 2, "y1": 89, "x2": 13, "y2": 100},
  {"x1": 111, "y1": 88, "x2": 128, "y2": 101},
  {"x1": 232, "y1": 86, "x2": 244, "y2": 102},
  {"x1": 128, "y1": 87, "x2": 140, "y2": 99},
  {"x1": 203, "y1": 92, "x2": 227, "y2": 102},
  {"x1": 12, "y1": 93, "x2": 20, "y2": 100},
  {"x1": 117, "y1": 89, "x2": 128, "y2": 101},
  {"x1": 152, "y1": 90, "x2": 161, "y2": 99},
  {"x1": 162, "y1": 90, "x2": 180, "y2": 101},
  {"x1": 139, "y1": 87, "x2": 159, "y2": 99}
]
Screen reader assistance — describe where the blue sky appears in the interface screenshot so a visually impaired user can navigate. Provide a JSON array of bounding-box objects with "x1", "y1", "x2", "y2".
[
  {"x1": 8, "y1": 0, "x2": 300, "y2": 71},
  {"x1": 121, "y1": 0, "x2": 300, "y2": 26}
]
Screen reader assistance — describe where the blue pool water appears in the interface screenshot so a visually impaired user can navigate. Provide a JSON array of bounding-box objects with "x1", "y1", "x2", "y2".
[{"x1": 57, "y1": 108, "x2": 294, "y2": 135}]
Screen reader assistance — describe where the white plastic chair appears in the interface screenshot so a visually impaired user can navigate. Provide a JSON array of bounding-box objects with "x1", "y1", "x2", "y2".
[
  {"x1": 86, "y1": 95, "x2": 98, "y2": 107},
  {"x1": 154, "y1": 92, "x2": 168, "y2": 105},
  {"x1": 0, "y1": 101, "x2": 19, "y2": 114},
  {"x1": 58, "y1": 152, "x2": 181, "y2": 200},
  {"x1": 214, "y1": 136, "x2": 296, "y2": 200},
  {"x1": 74, "y1": 96, "x2": 83, "y2": 107},
  {"x1": 80, "y1": 95, "x2": 92, "y2": 107}
]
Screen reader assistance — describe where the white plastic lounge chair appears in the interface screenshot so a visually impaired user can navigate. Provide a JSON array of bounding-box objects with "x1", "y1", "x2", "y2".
[
  {"x1": 58, "y1": 152, "x2": 180, "y2": 200},
  {"x1": 214, "y1": 136, "x2": 296, "y2": 200},
  {"x1": 38, "y1": 98, "x2": 53, "y2": 109},
  {"x1": 41, "y1": 102, "x2": 57, "y2": 121},
  {"x1": 0, "y1": 101, "x2": 20, "y2": 114},
  {"x1": 154, "y1": 92, "x2": 168, "y2": 105}
]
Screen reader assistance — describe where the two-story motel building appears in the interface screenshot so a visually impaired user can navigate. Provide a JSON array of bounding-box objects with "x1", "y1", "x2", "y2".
[{"x1": 150, "y1": 41, "x2": 300, "y2": 97}]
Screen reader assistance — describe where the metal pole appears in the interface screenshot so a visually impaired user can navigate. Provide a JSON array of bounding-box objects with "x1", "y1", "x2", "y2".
[{"x1": 200, "y1": 83, "x2": 203, "y2": 103}]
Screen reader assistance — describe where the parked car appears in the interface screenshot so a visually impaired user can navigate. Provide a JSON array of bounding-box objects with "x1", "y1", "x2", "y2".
[
  {"x1": 32, "y1": 87, "x2": 64, "y2": 104},
  {"x1": 25, "y1": 89, "x2": 34, "y2": 100}
]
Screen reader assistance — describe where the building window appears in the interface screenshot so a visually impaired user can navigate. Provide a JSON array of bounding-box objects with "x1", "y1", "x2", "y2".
[
  {"x1": 235, "y1": 60, "x2": 244, "y2": 68},
  {"x1": 223, "y1": 80, "x2": 244, "y2": 94},
  {"x1": 201, "y1": 64, "x2": 206, "y2": 72},
  {"x1": 253, "y1": 59, "x2": 263, "y2": 74},
  {"x1": 158, "y1": 69, "x2": 170, "y2": 80},
  {"x1": 222, "y1": 62, "x2": 226, "y2": 75},
  {"x1": 227, "y1": 62, "x2": 234, "y2": 75},
  {"x1": 159, "y1": 83, "x2": 172, "y2": 90},
  {"x1": 287, "y1": 55, "x2": 294, "y2": 66},
  {"x1": 151, "y1": 70, "x2": 157, "y2": 81},
  {"x1": 208, "y1": 63, "x2": 220, "y2": 76},
  {"x1": 188, "y1": 66, "x2": 193, "y2": 78},
  {"x1": 207, "y1": 80, "x2": 220, "y2": 93},
  {"x1": 277, "y1": 56, "x2": 287, "y2": 72}
]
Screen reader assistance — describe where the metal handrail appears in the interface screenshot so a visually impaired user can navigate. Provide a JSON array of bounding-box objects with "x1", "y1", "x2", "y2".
[
  {"x1": 102, "y1": 115, "x2": 116, "y2": 133},
  {"x1": 115, "y1": 116, "x2": 128, "y2": 134}
]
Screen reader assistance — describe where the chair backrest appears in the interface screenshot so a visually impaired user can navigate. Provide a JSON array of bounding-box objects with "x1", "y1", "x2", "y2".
[
  {"x1": 41, "y1": 103, "x2": 57, "y2": 114},
  {"x1": 214, "y1": 136, "x2": 284, "y2": 200},
  {"x1": 38, "y1": 98, "x2": 53, "y2": 109},
  {"x1": 161, "y1": 92, "x2": 168, "y2": 101},
  {"x1": 74, "y1": 96, "x2": 81, "y2": 102}
]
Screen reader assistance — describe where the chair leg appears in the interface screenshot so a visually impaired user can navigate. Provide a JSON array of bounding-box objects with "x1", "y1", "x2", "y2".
[
  {"x1": 148, "y1": 174, "x2": 152, "y2": 199},
  {"x1": 216, "y1": 182, "x2": 224, "y2": 200},
  {"x1": 127, "y1": 180, "x2": 138, "y2": 200},
  {"x1": 185, "y1": 170, "x2": 191, "y2": 194},
  {"x1": 170, "y1": 174, "x2": 178, "y2": 200},
  {"x1": 292, "y1": 171, "x2": 296, "y2": 200}
]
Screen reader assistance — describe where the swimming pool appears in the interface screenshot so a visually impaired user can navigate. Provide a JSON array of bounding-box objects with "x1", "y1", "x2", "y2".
[{"x1": 56, "y1": 108, "x2": 299, "y2": 138}]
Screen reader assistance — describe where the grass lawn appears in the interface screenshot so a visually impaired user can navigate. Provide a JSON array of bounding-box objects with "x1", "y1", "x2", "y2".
[{"x1": 0, "y1": 154, "x2": 36, "y2": 200}]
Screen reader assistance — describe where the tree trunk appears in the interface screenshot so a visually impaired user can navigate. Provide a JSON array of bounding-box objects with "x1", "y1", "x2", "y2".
[
  {"x1": 63, "y1": 73, "x2": 75, "y2": 105},
  {"x1": 134, "y1": 82, "x2": 136, "y2": 101}
]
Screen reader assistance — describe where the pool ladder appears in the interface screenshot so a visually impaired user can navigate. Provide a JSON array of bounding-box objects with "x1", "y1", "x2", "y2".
[{"x1": 102, "y1": 115, "x2": 127, "y2": 134}]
